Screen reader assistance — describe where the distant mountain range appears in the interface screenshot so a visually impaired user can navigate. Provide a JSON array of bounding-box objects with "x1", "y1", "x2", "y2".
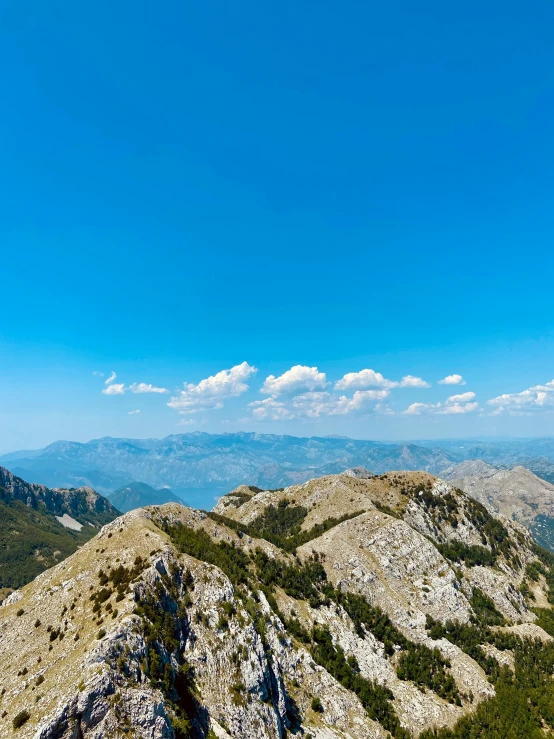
[
  {"x1": 0, "y1": 466, "x2": 119, "y2": 592},
  {"x1": 0, "y1": 433, "x2": 460, "y2": 508},
  {"x1": 108, "y1": 481, "x2": 185, "y2": 513},
  {"x1": 417, "y1": 437, "x2": 554, "y2": 484},
  {"x1": 0, "y1": 432, "x2": 554, "y2": 508},
  {"x1": 3, "y1": 433, "x2": 554, "y2": 510}
]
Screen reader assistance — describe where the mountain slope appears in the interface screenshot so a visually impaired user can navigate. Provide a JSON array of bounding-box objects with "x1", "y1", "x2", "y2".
[
  {"x1": 451, "y1": 465, "x2": 554, "y2": 552},
  {"x1": 1, "y1": 471, "x2": 554, "y2": 738},
  {"x1": 109, "y1": 481, "x2": 185, "y2": 512},
  {"x1": 439, "y1": 459, "x2": 498, "y2": 481},
  {"x1": 0, "y1": 466, "x2": 119, "y2": 590}
]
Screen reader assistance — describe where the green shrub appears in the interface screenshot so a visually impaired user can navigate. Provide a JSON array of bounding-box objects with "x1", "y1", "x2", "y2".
[
  {"x1": 437, "y1": 541, "x2": 495, "y2": 567},
  {"x1": 208, "y1": 508, "x2": 364, "y2": 553},
  {"x1": 12, "y1": 710, "x2": 30, "y2": 729},
  {"x1": 309, "y1": 625, "x2": 408, "y2": 737},
  {"x1": 470, "y1": 587, "x2": 505, "y2": 626},
  {"x1": 420, "y1": 636, "x2": 554, "y2": 739},
  {"x1": 166, "y1": 524, "x2": 250, "y2": 589},
  {"x1": 311, "y1": 696, "x2": 323, "y2": 712}
]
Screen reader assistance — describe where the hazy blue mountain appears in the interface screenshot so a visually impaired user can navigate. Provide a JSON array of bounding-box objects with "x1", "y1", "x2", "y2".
[
  {"x1": 0, "y1": 433, "x2": 458, "y2": 508},
  {"x1": 4, "y1": 433, "x2": 554, "y2": 512},
  {"x1": 108, "y1": 481, "x2": 186, "y2": 513},
  {"x1": 420, "y1": 436, "x2": 554, "y2": 467}
]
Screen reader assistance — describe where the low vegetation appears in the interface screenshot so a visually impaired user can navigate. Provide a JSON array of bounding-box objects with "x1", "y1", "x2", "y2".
[
  {"x1": 208, "y1": 502, "x2": 364, "y2": 553},
  {"x1": 420, "y1": 637, "x2": 554, "y2": 739}
]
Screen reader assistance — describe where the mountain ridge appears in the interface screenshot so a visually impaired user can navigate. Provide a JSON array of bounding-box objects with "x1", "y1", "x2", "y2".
[
  {"x1": 0, "y1": 465, "x2": 119, "y2": 591},
  {"x1": 4, "y1": 431, "x2": 554, "y2": 514},
  {"x1": 1, "y1": 469, "x2": 554, "y2": 738},
  {"x1": 0, "y1": 434, "x2": 459, "y2": 505}
]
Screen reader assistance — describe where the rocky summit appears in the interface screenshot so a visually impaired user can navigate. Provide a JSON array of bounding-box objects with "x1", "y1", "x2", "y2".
[{"x1": 1, "y1": 471, "x2": 554, "y2": 738}]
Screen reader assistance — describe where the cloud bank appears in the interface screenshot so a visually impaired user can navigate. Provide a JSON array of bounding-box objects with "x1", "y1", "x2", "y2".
[{"x1": 97, "y1": 363, "x2": 554, "y2": 425}]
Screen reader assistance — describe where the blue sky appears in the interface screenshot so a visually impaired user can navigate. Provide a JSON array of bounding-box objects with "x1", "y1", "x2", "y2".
[{"x1": 1, "y1": 0, "x2": 554, "y2": 451}]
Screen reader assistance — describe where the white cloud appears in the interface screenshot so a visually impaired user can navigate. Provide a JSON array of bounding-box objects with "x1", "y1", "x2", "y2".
[
  {"x1": 291, "y1": 392, "x2": 333, "y2": 418},
  {"x1": 399, "y1": 375, "x2": 430, "y2": 388},
  {"x1": 329, "y1": 389, "x2": 390, "y2": 415},
  {"x1": 402, "y1": 399, "x2": 479, "y2": 415},
  {"x1": 487, "y1": 379, "x2": 554, "y2": 415},
  {"x1": 168, "y1": 362, "x2": 257, "y2": 414},
  {"x1": 446, "y1": 391, "x2": 476, "y2": 404},
  {"x1": 374, "y1": 403, "x2": 395, "y2": 416},
  {"x1": 261, "y1": 365, "x2": 328, "y2": 397},
  {"x1": 335, "y1": 369, "x2": 396, "y2": 390},
  {"x1": 402, "y1": 402, "x2": 440, "y2": 415},
  {"x1": 93, "y1": 371, "x2": 104, "y2": 377},
  {"x1": 129, "y1": 382, "x2": 168, "y2": 394},
  {"x1": 335, "y1": 369, "x2": 429, "y2": 390},
  {"x1": 105, "y1": 371, "x2": 117, "y2": 385},
  {"x1": 250, "y1": 388, "x2": 390, "y2": 420},
  {"x1": 177, "y1": 418, "x2": 196, "y2": 426},
  {"x1": 102, "y1": 383, "x2": 125, "y2": 395},
  {"x1": 128, "y1": 409, "x2": 141, "y2": 415},
  {"x1": 440, "y1": 401, "x2": 479, "y2": 415},
  {"x1": 250, "y1": 398, "x2": 295, "y2": 421},
  {"x1": 438, "y1": 374, "x2": 466, "y2": 385}
]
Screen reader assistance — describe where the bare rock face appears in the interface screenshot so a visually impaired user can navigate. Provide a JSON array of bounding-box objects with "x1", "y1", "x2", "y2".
[{"x1": 0, "y1": 471, "x2": 552, "y2": 739}]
